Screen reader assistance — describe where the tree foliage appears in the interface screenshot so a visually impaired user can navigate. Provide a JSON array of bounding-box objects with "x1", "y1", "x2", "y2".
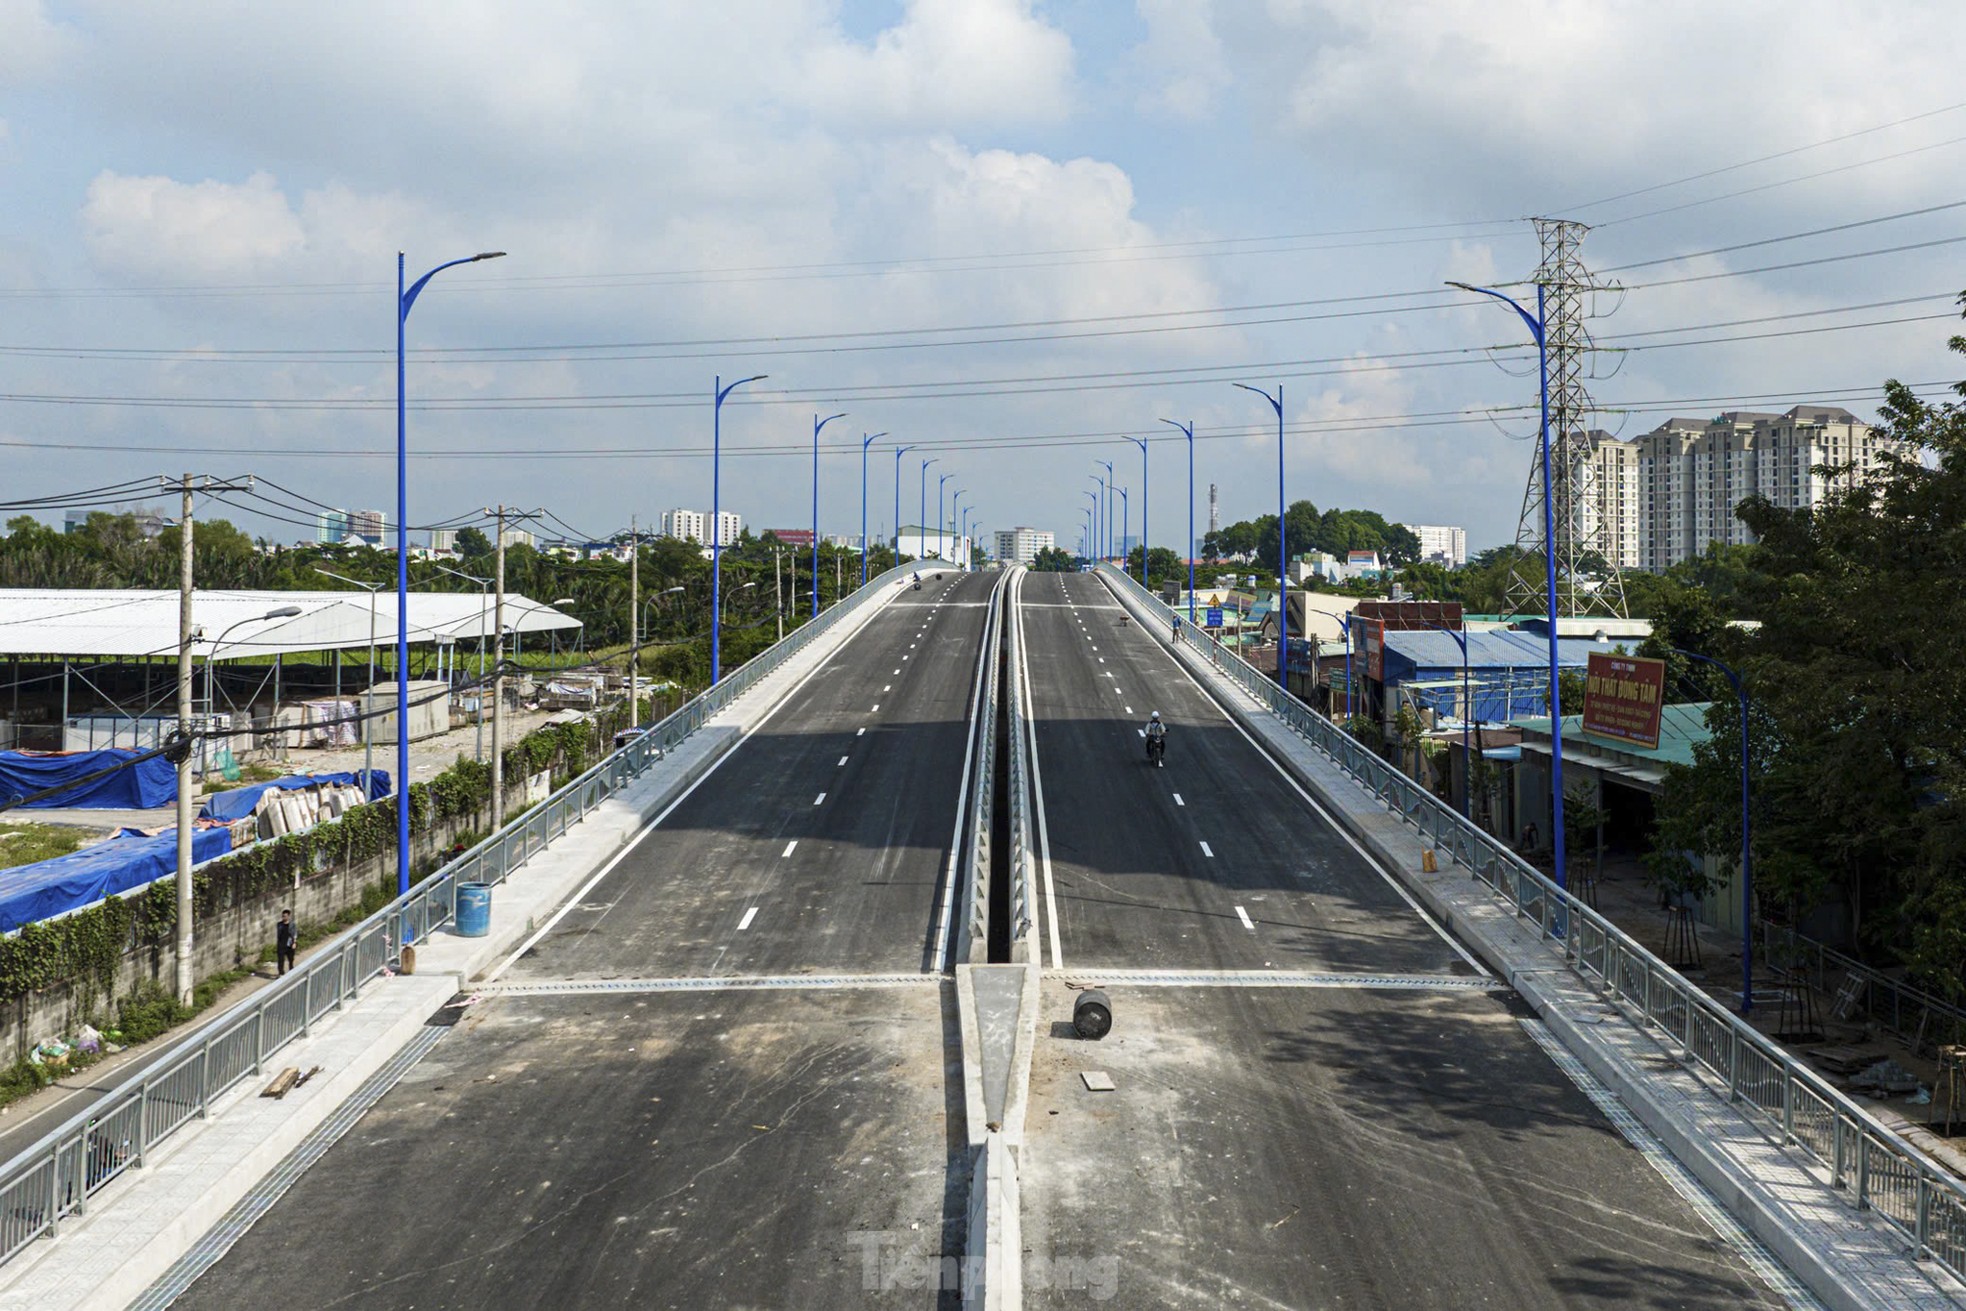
[
  {"x1": 1202, "y1": 500, "x2": 1421, "y2": 572},
  {"x1": 1648, "y1": 306, "x2": 1966, "y2": 992}
]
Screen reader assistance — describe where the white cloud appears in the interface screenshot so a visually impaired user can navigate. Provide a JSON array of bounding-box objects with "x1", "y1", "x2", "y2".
[
  {"x1": 81, "y1": 171, "x2": 307, "y2": 279},
  {"x1": 802, "y1": 0, "x2": 1076, "y2": 126},
  {"x1": 0, "y1": 0, "x2": 77, "y2": 84},
  {"x1": 1130, "y1": 0, "x2": 1230, "y2": 120}
]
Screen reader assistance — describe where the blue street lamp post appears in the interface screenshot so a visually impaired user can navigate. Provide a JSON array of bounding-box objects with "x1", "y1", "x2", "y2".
[
  {"x1": 712, "y1": 373, "x2": 768, "y2": 685},
  {"x1": 1096, "y1": 460, "x2": 1114, "y2": 559},
  {"x1": 1081, "y1": 492, "x2": 1098, "y2": 562},
  {"x1": 1122, "y1": 436, "x2": 1147, "y2": 587},
  {"x1": 1422, "y1": 622, "x2": 1474, "y2": 822},
  {"x1": 1448, "y1": 279, "x2": 1567, "y2": 891},
  {"x1": 893, "y1": 445, "x2": 914, "y2": 563},
  {"x1": 861, "y1": 432, "x2": 888, "y2": 589},
  {"x1": 950, "y1": 491, "x2": 968, "y2": 568},
  {"x1": 937, "y1": 473, "x2": 953, "y2": 562},
  {"x1": 1232, "y1": 383, "x2": 1288, "y2": 690},
  {"x1": 811, "y1": 412, "x2": 846, "y2": 618},
  {"x1": 1160, "y1": 419, "x2": 1195, "y2": 622},
  {"x1": 1115, "y1": 486, "x2": 1129, "y2": 577},
  {"x1": 1677, "y1": 648, "x2": 1755, "y2": 1014},
  {"x1": 1339, "y1": 615, "x2": 1354, "y2": 720},
  {"x1": 1091, "y1": 475, "x2": 1107, "y2": 562},
  {"x1": 397, "y1": 249, "x2": 503, "y2": 906},
  {"x1": 919, "y1": 458, "x2": 938, "y2": 562}
]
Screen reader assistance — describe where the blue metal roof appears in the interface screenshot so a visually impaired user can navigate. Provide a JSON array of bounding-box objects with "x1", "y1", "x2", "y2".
[{"x1": 1381, "y1": 630, "x2": 1604, "y2": 681}]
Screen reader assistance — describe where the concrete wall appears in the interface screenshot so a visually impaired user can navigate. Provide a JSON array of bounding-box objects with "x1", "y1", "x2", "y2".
[{"x1": 4, "y1": 779, "x2": 526, "y2": 1062}]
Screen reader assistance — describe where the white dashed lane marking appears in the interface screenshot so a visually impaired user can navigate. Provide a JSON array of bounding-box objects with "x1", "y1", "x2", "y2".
[
  {"x1": 1235, "y1": 905, "x2": 1255, "y2": 932},
  {"x1": 737, "y1": 907, "x2": 759, "y2": 931},
  {"x1": 1173, "y1": 793, "x2": 1185, "y2": 806},
  {"x1": 813, "y1": 792, "x2": 826, "y2": 806},
  {"x1": 782, "y1": 840, "x2": 798, "y2": 857},
  {"x1": 856, "y1": 727, "x2": 866, "y2": 736},
  {"x1": 838, "y1": 756, "x2": 849, "y2": 766},
  {"x1": 1200, "y1": 841, "x2": 1215, "y2": 858}
]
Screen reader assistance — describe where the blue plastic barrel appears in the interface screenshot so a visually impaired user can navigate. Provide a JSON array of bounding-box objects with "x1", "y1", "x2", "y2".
[{"x1": 455, "y1": 882, "x2": 492, "y2": 937}]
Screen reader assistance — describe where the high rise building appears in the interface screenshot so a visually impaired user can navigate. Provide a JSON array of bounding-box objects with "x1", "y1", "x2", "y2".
[
  {"x1": 1581, "y1": 432, "x2": 1641, "y2": 571},
  {"x1": 1401, "y1": 524, "x2": 1468, "y2": 568},
  {"x1": 660, "y1": 509, "x2": 742, "y2": 546},
  {"x1": 315, "y1": 510, "x2": 350, "y2": 544},
  {"x1": 1635, "y1": 405, "x2": 1897, "y2": 571},
  {"x1": 993, "y1": 527, "x2": 1055, "y2": 566}
]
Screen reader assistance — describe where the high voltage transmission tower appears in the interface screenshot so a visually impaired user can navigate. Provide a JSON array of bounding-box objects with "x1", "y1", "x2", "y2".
[{"x1": 1503, "y1": 218, "x2": 1631, "y2": 621}]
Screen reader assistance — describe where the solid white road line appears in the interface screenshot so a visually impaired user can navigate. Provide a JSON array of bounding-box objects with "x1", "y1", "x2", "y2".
[
  {"x1": 782, "y1": 839, "x2": 799, "y2": 857},
  {"x1": 1200, "y1": 841, "x2": 1215, "y2": 857},
  {"x1": 1173, "y1": 793, "x2": 1185, "y2": 806},
  {"x1": 737, "y1": 907, "x2": 759, "y2": 931},
  {"x1": 1235, "y1": 905, "x2": 1255, "y2": 931},
  {"x1": 813, "y1": 792, "x2": 826, "y2": 805},
  {"x1": 1014, "y1": 569, "x2": 1065, "y2": 972}
]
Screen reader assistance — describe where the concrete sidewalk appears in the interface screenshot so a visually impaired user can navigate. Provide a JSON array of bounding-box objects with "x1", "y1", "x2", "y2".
[
  {"x1": 1103, "y1": 576, "x2": 1966, "y2": 1311},
  {"x1": 0, "y1": 579, "x2": 906, "y2": 1311}
]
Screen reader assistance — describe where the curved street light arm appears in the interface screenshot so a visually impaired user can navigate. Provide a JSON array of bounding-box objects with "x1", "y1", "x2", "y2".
[{"x1": 1444, "y1": 280, "x2": 1543, "y2": 344}]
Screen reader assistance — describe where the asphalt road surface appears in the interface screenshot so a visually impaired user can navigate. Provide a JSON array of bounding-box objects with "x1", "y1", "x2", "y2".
[
  {"x1": 1015, "y1": 571, "x2": 1790, "y2": 1308},
  {"x1": 1019, "y1": 570, "x2": 1472, "y2": 976},
  {"x1": 167, "y1": 573, "x2": 994, "y2": 1310},
  {"x1": 505, "y1": 570, "x2": 997, "y2": 981}
]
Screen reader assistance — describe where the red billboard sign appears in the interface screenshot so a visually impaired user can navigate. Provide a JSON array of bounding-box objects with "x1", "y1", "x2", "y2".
[
  {"x1": 1580, "y1": 652, "x2": 1667, "y2": 749},
  {"x1": 1355, "y1": 617, "x2": 1386, "y2": 682}
]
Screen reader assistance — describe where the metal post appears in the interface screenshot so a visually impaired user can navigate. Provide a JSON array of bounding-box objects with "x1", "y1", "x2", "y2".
[
  {"x1": 811, "y1": 412, "x2": 844, "y2": 618},
  {"x1": 629, "y1": 516, "x2": 639, "y2": 724},
  {"x1": 1124, "y1": 435, "x2": 1147, "y2": 586},
  {"x1": 174, "y1": 474, "x2": 195, "y2": 1007},
  {"x1": 861, "y1": 432, "x2": 886, "y2": 589},
  {"x1": 711, "y1": 373, "x2": 767, "y2": 685},
  {"x1": 491, "y1": 505, "x2": 507, "y2": 831},
  {"x1": 893, "y1": 444, "x2": 913, "y2": 563}
]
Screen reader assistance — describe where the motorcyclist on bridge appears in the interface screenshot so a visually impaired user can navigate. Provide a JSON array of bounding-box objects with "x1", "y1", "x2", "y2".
[{"x1": 1144, "y1": 711, "x2": 1167, "y2": 766}]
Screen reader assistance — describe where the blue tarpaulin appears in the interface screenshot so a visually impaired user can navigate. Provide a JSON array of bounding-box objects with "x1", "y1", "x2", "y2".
[
  {"x1": 0, "y1": 749, "x2": 177, "y2": 810},
  {"x1": 199, "y1": 770, "x2": 391, "y2": 823},
  {"x1": 0, "y1": 826, "x2": 232, "y2": 933}
]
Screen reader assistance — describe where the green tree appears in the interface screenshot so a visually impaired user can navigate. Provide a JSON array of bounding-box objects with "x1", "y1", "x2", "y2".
[
  {"x1": 1030, "y1": 546, "x2": 1077, "y2": 572},
  {"x1": 1650, "y1": 305, "x2": 1966, "y2": 989},
  {"x1": 454, "y1": 526, "x2": 493, "y2": 559}
]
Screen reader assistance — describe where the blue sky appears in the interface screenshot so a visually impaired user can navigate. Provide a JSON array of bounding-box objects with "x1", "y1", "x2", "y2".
[{"x1": 3, "y1": 1, "x2": 1964, "y2": 556}]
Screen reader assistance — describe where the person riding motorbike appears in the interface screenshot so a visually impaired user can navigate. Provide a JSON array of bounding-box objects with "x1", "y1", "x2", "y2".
[{"x1": 1144, "y1": 711, "x2": 1167, "y2": 766}]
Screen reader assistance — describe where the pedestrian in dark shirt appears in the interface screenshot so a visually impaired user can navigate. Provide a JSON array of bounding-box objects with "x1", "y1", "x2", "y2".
[{"x1": 276, "y1": 909, "x2": 297, "y2": 975}]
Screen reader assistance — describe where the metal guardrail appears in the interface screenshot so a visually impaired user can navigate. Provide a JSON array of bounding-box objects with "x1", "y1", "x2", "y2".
[
  {"x1": 1759, "y1": 919, "x2": 1966, "y2": 1055},
  {"x1": 1003, "y1": 568, "x2": 1035, "y2": 959},
  {"x1": 1096, "y1": 564, "x2": 1966, "y2": 1279},
  {"x1": 961, "y1": 573, "x2": 1007, "y2": 963},
  {"x1": 0, "y1": 562, "x2": 915, "y2": 1268}
]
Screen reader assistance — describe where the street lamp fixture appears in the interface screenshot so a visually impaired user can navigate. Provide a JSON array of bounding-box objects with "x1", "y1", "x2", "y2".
[{"x1": 398, "y1": 248, "x2": 505, "y2": 908}]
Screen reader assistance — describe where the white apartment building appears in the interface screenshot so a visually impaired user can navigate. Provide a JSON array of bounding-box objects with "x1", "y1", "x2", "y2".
[
  {"x1": 897, "y1": 524, "x2": 970, "y2": 568},
  {"x1": 1401, "y1": 524, "x2": 1467, "y2": 568},
  {"x1": 1635, "y1": 405, "x2": 1896, "y2": 571},
  {"x1": 659, "y1": 509, "x2": 743, "y2": 546},
  {"x1": 994, "y1": 527, "x2": 1055, "y2": 565},
  {"x1": 1581, "y1": 432, "x2": 1642, "y2": 571}
]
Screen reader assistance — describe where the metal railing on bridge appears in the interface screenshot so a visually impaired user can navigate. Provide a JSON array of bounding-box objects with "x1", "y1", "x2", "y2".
[
  {"x1": 1096, "y1": 563, "x2": 1966, "y2": 1280},
  {"x1": 1004, "y1": 569, "x2": 1035, "y2": 959},
  {"x1": 960, "y1": 573, "x2": 1006, "y2": 963},
  {"x1": 0, "y1": 563, "x2": 915, "y2": 1267}
]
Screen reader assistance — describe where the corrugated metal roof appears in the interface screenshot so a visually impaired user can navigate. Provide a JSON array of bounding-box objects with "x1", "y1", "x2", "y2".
[
  {"x1": 1382, "y1": 629, "x2": 1604, "y2": 673},
  {"x1": 0, "y1": 589, "x2": 579, "y2": 658}
]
